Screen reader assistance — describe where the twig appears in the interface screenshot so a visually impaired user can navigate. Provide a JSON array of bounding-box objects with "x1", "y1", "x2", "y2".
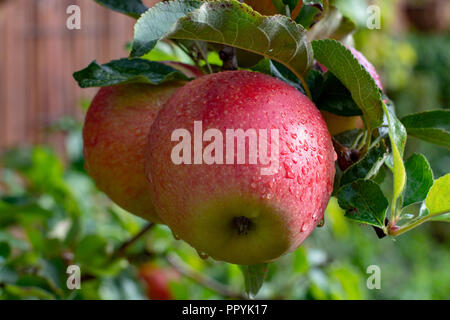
[
  {"x1": 219, "y1": 46, "x2": 238, "y2": 70},
  {"x1": 166, "y1": 254, "x2": 246, "y2": 299},
  {"x1": 332, "y1": 137, "x2": 361, "y2": 171},
  {"x1": 112, "y1": 223, "x2": 155, "y2": 259}
]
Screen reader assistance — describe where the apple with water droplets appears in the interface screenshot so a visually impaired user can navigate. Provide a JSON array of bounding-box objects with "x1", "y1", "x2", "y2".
[
  {"x1": 146, "y1": 71, "x2": 336, "y2": 265},
  {"x1": 83, "y1": 63, "x2": 202, "y2": 223}
]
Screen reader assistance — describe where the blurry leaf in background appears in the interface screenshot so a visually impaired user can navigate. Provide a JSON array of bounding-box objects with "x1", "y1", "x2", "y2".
[
  {"x1": 0, "y1": 242, "x2": 11, "y2": 260},
  {"x1": 401, "y1": 110, "x2": 450, "y2": 149}
]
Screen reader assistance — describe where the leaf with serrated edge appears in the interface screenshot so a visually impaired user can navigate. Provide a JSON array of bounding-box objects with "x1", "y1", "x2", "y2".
[
  {"x1": 131, "y1": 1, "x2": 204, "y2": 57},
  {"x1": 337, "y1": 179, "x2": 388, "y2": 228},
  {"x1": 401, "y1": 110, "x2": 450, "y2": 149},
  {"x1": 131, "y1": 1, "x2": 313, "y2": 85},
  {"x1": 403, "y1": 154, "x2": 434, "y2": 207},
  {"x1": 425, "y1": 174, "x2": 450, "y2": 218},
  {"x1": 312, "y1": 39, "x2": 383, "y2": 134},
  {"x1": 340, "y1": 140, "x2": 388, "y2": 186},
  {"x1": 95, "y1": 0, "x2": 147, "y2": 19},
  {"x1": 73, "y1": 59, "x2": 189, "y2": 88}
]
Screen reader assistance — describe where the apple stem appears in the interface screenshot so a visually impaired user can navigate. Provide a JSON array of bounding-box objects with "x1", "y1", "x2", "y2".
[
  {"x1": 332, "y1": 138, "x2": 361, "y2": 171},
  {"x1": 112, "y1": 222, "x2": 155, "y2": 259},
  {"x1": 220, "y1": 46, "x2": 238, "y2": 70},
  {"x1": 167, "y1": 254, "x2": 246, "y2": 299}
]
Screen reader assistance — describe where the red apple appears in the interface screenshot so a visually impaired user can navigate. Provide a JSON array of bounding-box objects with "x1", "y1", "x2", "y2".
[
  {"x1": 138, "y1": 264, "x2": 179, "y2": 300},
  {"x1": 146, "y1": 71, "x2": 336, "y2": 265},
  {"x1": 83, "y1": 64, "x2": 201, "y2": 223}
]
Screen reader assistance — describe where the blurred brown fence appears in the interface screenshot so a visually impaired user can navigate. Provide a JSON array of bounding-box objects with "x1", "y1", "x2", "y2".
[{"x1": 0, "y1": 0, "x2": 134, "y2": 153}]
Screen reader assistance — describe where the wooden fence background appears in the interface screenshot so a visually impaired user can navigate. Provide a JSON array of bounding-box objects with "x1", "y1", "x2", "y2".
[{"x1": 0, "y1": 0, "x2": 134, "y2": 153}]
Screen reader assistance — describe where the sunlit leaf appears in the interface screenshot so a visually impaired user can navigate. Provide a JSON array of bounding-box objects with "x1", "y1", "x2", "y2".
[
  {"x1": 131, "y1": 0, "x2": 313, "y2": 85},
  {"x1": 403, "y1": 154, "x2": 434, "y2": 207}
]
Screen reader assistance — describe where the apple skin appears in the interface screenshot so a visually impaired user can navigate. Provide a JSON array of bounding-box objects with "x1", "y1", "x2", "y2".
[
  {"x1": 138, "y1": 264, "x2": 178, "y2": 300},
  {"x1": 320, "y1": 47, "x2": 382, "y2": 135},
  {"x1": 146, "y1": 71, "x2": 336, "y2": 265},
  {"x1": 83, "y1": 83, "x2": 185, "y2": 223}
]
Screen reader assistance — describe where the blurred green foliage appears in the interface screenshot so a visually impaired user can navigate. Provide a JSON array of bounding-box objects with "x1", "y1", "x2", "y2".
[{"x1": 0, "y1": 0, "x2": 449, "y2": 300}]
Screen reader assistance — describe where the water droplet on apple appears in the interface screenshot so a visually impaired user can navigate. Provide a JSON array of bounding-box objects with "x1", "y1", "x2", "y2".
[
  {"x1": 317, "y1": 218, "x2": 325, "y2": 228},
  {"x1": 196, "y1": 250, "x2": 209, "y2": 260},
  {"x1": 315, "y1": 171, "x2": 321, "y2": 183},
  {"x1": 289, "y1": 185, "x2": 295, "y2": 194},
  {"x1": 171, "y1": 231, "x2": 180, "y2": 240},
  {"x1": 286, "y1": 141, "x2": 295, "y2": 153},
  {"x1": 250, "y1": 182, "x2": 257, "y2": 189},
  {"x1": 300, "y1": 222, "x2": 307, "y2": 232},
  {"x1": 263, "y1": 193, "x2": 273, "y2": 200},
  {"x1": 317, "y1": 155, "x2": 323, "y2": 164},
  {"x1": 284, "y1": 163, "x2": 295, "y2": 179},
  {"x1": 303, "y1": 142, "x2": 309, "y2": 152},
  {"x1": 312, "y1": 212, "x2": 319, "y2": 221}
]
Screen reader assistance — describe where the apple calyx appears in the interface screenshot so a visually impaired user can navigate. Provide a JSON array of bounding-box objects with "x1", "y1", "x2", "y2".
[{"x1": 232, "y1": 216, "x2": 253, "y2": 236}]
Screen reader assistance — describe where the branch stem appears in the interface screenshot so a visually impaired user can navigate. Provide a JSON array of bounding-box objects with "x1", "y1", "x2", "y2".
[{"x1": 166, "y1": 254, "x2": 246, "y2": 299}]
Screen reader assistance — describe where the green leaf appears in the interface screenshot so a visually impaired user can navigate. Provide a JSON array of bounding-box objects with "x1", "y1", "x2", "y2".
[
  {"x1": 0, "y1": 242, "x2": 11, "y2": 259},
  {"x1": 316, "y1": 72, "x2": 362, "y2": 116},
  {"x1": 333, "y1": 0, "x2": 369, "y2": 27},
  {"x1": 296, "y1": 4, "x2": 322, "y2": 29},
  {"x1": 272, "y1": 0, "x2": 298, "y2": 15},
  {"x1": 312, "y1": 39, "x2": 384, "y2": 134},
  {"x1": 401, "y1": 110, "x2": 450, "y2": 149},
  {"x1": 132, "y1": 0, "x2": 313, "y2": 84},
  {"x1": 239, "y1": 263, "x2": 268, "y2": 297},
  {"x1": 307, "y1": 5, "x2": 356, "y2": 41},
  {"x1": 3, "y1": 284, "x2": 55, "y2": 300},
  {"x1": 94, "y1": 0, "x2": 147, "y2": 19},
  {"x1": 75, "y1": 235, "x2": 108, "y2": 272},
  {"x1": 382, "y1": 99, "x2": 407, "y2": 220},
  {"x1": 403, "y1": 154, "x2": 434, "y2": 207},
  {"x1": 340, "y1": 140, "x2": 388, "y2": 186},
  {"x1": 425, "y1": 174, "x2": 450, "y2": 218},
  {"x1": 337, "y1": 179, "x2": 388, "y2": 228},
  {"x1": 73, "y1": 59, "x2": 189, "y2": 88},
  {"x1": 130, "y1": 0, "x2": 204, "y2": 57},
  {"x1": 252, "y1": 59, "x2": 305, "y2": 94},
  {"x1": 306, "y1": 69, "x2": 325, "y2": 102}
]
